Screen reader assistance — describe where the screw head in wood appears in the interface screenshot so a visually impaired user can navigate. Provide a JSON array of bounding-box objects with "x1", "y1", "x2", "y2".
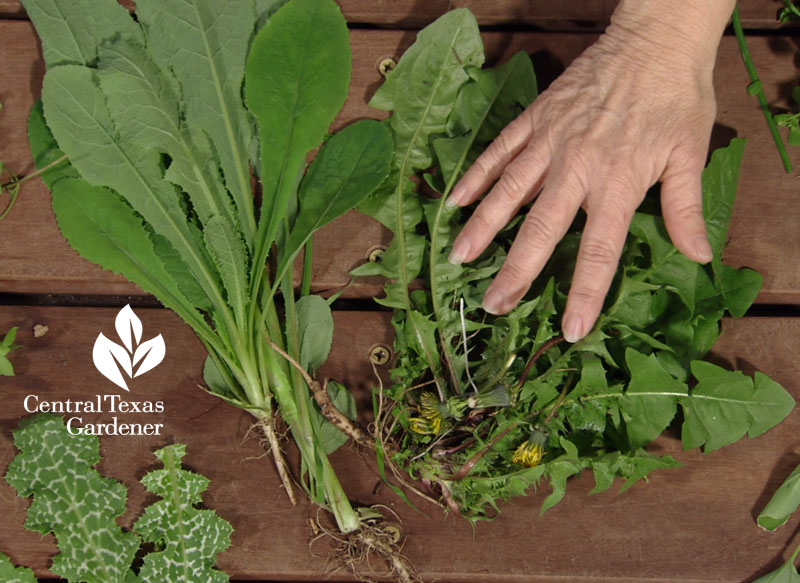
[
  {"x1": 367, "y1": 246, "x2": 386, "y2": 263},
  {"x1": 368, "y1": 344, "x2": 392, "y2": 366},
  {"x1": 377, "y1": 57, "x2": 397, "y2": 77}
]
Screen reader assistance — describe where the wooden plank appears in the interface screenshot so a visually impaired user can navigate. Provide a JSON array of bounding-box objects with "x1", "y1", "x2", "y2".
[
  {"x1": 2, "y1": 24, "x2": 799, "y2": 303},
  {"x1": 0, "y1": 307, "x2": 799, "y2": 582},
  {"x1": 0, "y1": 0, "x2": 789, "y2": 29}
]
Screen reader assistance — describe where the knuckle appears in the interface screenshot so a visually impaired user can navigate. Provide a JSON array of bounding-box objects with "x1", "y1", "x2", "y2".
[
  {"x1": 493, "y1": 169, "x2": 527, "y2": 204},
  {"x1": 667, "y1": 199, "x2": 704, "y2": 224},
  {"x1": 497, "y1": 260, "x2": 531, "y2": 288},
  {"x1": 578, "y1": 239, "x2": 619, "y2": 267},
  {"x1": 520, "y1": 212, "x2": 557, "y2": 247}
]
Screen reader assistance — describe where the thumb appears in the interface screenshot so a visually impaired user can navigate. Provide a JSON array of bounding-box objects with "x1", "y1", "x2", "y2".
[{"x1": 660, "y1": 143, "x2": 713, "y2": 264}]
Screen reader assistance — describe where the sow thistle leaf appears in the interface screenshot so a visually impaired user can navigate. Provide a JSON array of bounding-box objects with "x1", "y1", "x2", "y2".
[
  {"x1": 135, "y1": 444, "x2": 232, "y2": 583},
  {"x1": 50, "y1": 178, "x2": 213, "y2": 340},
  {"x1": 96, "y1": 40, "x2": 240, "y2": 236},
  {"x1": 5, "y1": 415, "x2": 139, "y2": 583},
  {"x1": 135, "y1": 0, "x2": 257, "y2": 243},
  {"x1": 0, "y1": 553, "x2": 36, "y2": 583},
  {"x1": 680, "y1": 361, "x2": 794, "y2": 452},
  {"x1": 42, "y1": 65, "x2": 222, "y2": 306},
  {"x1": 19, "y1": 0, "x2": 142, "y2": 67}
]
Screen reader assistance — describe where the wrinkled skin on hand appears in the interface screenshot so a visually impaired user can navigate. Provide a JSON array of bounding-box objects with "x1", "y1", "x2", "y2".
[{"x1": 447, "y1": 17, "x2": 723, "y2": 343}]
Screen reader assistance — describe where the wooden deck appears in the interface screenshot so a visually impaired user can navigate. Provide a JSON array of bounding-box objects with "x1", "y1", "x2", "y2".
[{"x1": 1, "y1": 2, "x2": 800, "y2": 582}]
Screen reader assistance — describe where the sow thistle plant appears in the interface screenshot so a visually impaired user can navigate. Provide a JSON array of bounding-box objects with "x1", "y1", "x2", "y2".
[
  {"x1": 20, "y1": 0, "x2": 413, "y2": 573},
  {"x1": 356, "y1": 9, "x2": 796, "y2": 520}
]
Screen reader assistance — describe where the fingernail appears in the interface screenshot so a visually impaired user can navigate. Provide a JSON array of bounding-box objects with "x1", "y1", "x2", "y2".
[
  {"x1": 482, "y1": 288, "x2": 505, "y2": 315},
  {"x1": 694, "y1": 235, "x2": 713, "y2": 263},
  {"x1": 448, "y1": 236, "x2": 470, "y2": 265},
  {"x1": 446, "y1": 185, "x2": 466, "y2": 208},
  {"x1": 562, "y1": 314, "x2": 585, "y2": 343}
]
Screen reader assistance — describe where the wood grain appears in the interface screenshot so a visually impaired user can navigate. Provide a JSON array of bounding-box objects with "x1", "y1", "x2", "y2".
[
  {"x1": 0, "y1": 0, "x2": 790, "y2": 29},
  {"x1": 1, "y1": 25, "x2": 800, "y2": 303},
  {"x1": 0, "y1": 307, "x2": 799, "y2": 582}
]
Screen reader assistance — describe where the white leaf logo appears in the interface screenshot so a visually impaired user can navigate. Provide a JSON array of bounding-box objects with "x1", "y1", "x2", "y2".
[{"x1": 93, "y1": 305, "x2": 166, "y2": 391}]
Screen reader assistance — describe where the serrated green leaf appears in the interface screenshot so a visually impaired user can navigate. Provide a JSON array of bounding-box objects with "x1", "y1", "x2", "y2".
[
  {"x1": 296, "y1": 295, "x2": 334, "y2": 372},
  {"x1": 96, "y1": 40, "x2": 241, "y2": 237},
  {"x1": 758, "y1": 463, "x2": 800, "y2": 531},
  {"x1": 246, "y1": 0, "x2": 350, "y2": 259},
  {"x1": 20, "y1": 0, "x2": 142, "y2": 67},
  {"x1": 50, "y1": 177, "x2": 214, "y2": 344},
  {"x1": 620, "y1": 349, "x2": 687, "y2": 449},
  {"x1": 42, "y1": 65, "x2": 222, "y2": 308},
  {"x1": 204, "y1": 215, "x2": 249, "y2": 326},
  {"x1": 680, "y1": 361, "x2": 794, "y2": 452},
  {"x1": 0, "y1": 553, "x2": 36, "y2": 583},
  {"x1": 135, "y1": 0, "x2": 257, "y2": 243},
  {"x1": 135, "y1": 444, "x2": 232, "y2": 583},
  {"x1": 541, "y1": 458, "x2": 585, "y2": 515},
  {"x1": 5, "y1": 415, "x2": 139, "y2": 583}
]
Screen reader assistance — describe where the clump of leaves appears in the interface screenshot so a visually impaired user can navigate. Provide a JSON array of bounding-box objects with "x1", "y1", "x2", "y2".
[
  {"x1": 357, "y1": 9, "x2": 795, "y2": 521},
  {"x1": 23, "y1": 0, "x2": 393, "y2": 546},
  {"x1": 0, "y1": 327, "x2": 20, "y2": 376},
  {"x1": 3, "y1": 414, "x2": 232, "y2": 583}
]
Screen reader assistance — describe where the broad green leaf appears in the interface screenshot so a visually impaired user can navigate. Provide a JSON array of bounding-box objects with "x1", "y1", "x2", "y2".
[
  {"x1": 246, "y1": 0, "x2": 350, "y2": 260},
  {"x1": 280, "y1": 119, "x2": 393, "y2": 278},
  {"x1": 96, "y1": 40, "x2": 240, "y2": 234},
  {"x1": 135, "y1": 0, "x2": 257, "y2": 243},
  {"x1": 20, "y1": 0, "x2": 142, "y2": 67},
  {"x1": 42, "y1": 66, "x2": 222, "y2": 309},
  {"x1": 0, "y1": 553, "x2": 36, "y2": 583},
  {"x1": 27, "y1": 101, "x2": 76, "y2": 188},
  {"x1": 758, "y1": 463, "x2": 800, "y2": 531},
  {"x1": 317, "y1": 380, "x2": 358, "y2": 454},
  {"x1": 50, "y1": 177, "x2": 214, "y2": 344},
  {"x1": 703, "y1": 138, "x2": 746, "y2": 261},
  {"x1": 750, "y1": 372, "x2": 796, "y2": 438},
  {"x1": 296, "y1": 295, "x2": 334, "y2": 372},
  {"x1": 716, "y1": 264, "x2": 762, "y2": 318},
  {"x1": 204, "y1": 215, "x2": 249, "y2": 326},
  {"x1": 754, "y1": 557, "x2": 800, "y2": 583},
  {"x1": 680, "y1": 361, "x2": 794, "y2": 452},
  {"x1": 5, "y1": 415, "x2": 139, "y2": 583},
  {"x1": 135, "y1": 444, "x2": 232, "y2": 583},
  {"x1": 619, "y1": 349, "x2": 687, "y2": 449}
]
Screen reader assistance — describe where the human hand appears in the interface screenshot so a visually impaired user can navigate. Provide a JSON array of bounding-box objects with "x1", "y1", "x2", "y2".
[{"x1": 446, "y1": 1, "x2": 734, "y2": 343}]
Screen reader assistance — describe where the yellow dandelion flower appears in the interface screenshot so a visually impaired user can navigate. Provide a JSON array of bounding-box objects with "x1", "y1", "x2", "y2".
[
  {"x1": 409, "y1": 416, "x2": 441, "y2": 435},
  {"x1": 512, "y1": 440, "x2": 544, "y2": 468}
]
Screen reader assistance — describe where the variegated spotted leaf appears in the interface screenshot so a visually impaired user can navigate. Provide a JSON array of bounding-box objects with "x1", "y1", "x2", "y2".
[
  {"x1": 4, "y1": 414, "x2": 139, "y2": 583},
  {"x1": 0, "y1": 553, "x2": 36, "y2": 583},
  {"x1": 135, "y1": 444, "x2": 232, "y2": 583}
]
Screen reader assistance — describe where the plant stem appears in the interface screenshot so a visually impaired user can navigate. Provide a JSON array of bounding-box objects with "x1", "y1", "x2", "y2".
[
  {"x1": 301, "y1": 239, "x2": 313, "y2": 296},
  {"x1": 0, "y1": 154, "x2": 69, "y2": 222},
  {"x1": 732, "y1": 5, "x2": 792, "y2": 172},
  {"x1": 517, "y1": 336, "x2": 564, "y2": 388}
]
